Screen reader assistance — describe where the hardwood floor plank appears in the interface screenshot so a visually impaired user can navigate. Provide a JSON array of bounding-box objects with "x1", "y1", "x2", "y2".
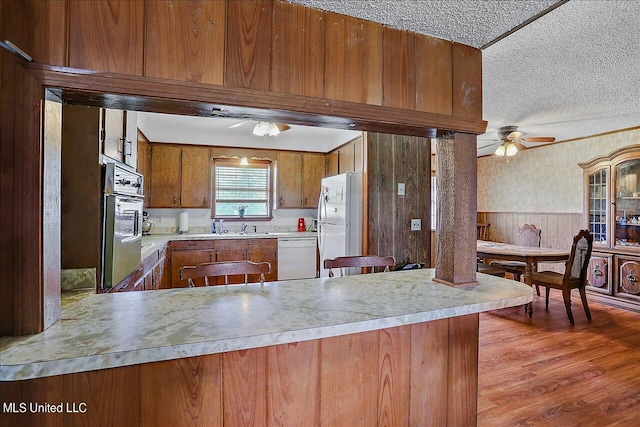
[{"x1": 479, "y1": 292, "x2": 640, "y2": 426}]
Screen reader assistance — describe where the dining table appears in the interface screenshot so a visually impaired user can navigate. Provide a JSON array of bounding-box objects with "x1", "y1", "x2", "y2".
[{"x1": 477, "y1": 240, "x2": 571, "y2": 316}]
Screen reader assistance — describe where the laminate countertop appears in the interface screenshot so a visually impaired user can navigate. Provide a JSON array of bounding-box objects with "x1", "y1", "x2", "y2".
[
  {"x1": 0, "y1": 269, "x2": 532, "y2": 381},
  {"x1": 141, "y1": 231, "x2": 317, "y2": 259}
]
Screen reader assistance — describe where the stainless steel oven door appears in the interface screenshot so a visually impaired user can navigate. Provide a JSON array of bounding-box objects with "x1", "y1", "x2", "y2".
[{"x1": 103, "y1": 194, "x2": 143, "y2": 288}]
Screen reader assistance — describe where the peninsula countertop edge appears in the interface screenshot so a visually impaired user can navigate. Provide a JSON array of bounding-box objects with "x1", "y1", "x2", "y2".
[{"x1": 1, "y1": 269, "x2": 533, "y2": 381}]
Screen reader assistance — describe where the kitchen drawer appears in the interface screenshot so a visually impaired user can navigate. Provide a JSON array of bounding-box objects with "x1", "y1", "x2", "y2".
[{"x1": 170, "y1": 240, "x2": 215, "y2": 251}]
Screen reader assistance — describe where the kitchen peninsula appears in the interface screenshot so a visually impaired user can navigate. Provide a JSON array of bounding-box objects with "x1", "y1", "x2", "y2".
[{"x1": 1, "y1": 270, "x2": 531, "y2": 426}]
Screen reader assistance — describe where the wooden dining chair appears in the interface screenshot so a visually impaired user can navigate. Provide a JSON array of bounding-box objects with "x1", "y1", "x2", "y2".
[
  {"x1": 324, "y1": 255, "x2": 396, "y2": 277},
  {"x1": 477, "y1": 222, "x2": 490, "y2": 240},
  {"x1": 491, "y1": 224, "x2": 541, "y2": 285},
  {"x1": 531, "y1": 230, "x2": 593, "y2": 324},
  {"x1": 180, "y1": 260, "x2": 271, "y2": 287}
]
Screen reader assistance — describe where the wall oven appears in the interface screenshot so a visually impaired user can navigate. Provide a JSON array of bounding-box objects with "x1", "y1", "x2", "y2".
[{"x1": 102, "y1": 162, "x2": 144, "y2": 289}]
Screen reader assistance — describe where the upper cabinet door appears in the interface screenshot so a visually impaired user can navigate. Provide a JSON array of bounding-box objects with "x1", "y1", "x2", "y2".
[
  {"x1": 68, "y1": 0, "x2": 143, "y2": 75},
  {"x1": 101, "y1": 109, "x2": 125, "y2": 162},
  {"x1": 144, "y1": 0, "x2": 226, "y2": 85},
  {"x1": 277, "y1": 152, "x2": 302, "y2": 208},
  {"x1": 302, "y1": 153, "x2": 326, "y2": 208},
  {"x1": 149, "y1": 145, "x2": 181, "y2": 208},
  {"x1": 181, "y1": 146, "x2": 211, "y2": 208}
]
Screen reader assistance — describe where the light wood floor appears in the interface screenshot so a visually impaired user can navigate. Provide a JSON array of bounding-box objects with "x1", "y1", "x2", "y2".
[{"x1": 478, "y1": 291, "x2": 640, "y2": 426}]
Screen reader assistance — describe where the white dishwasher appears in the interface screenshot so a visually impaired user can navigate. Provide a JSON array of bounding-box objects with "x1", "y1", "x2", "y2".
[{"x1": 278, "y1": 237, "x2": 317, "y2": 280}]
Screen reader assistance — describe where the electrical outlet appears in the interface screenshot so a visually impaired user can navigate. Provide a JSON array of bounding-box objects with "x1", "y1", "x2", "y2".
[
  {"x1": 157, "y1": 216, "x2": 162, "y2": 224},
  {"x1": 411, "y1": 218, "x2": 421, "y2": 231},
  {"x1": 398, "y1": 183, "x2": 405, "y2": 196}
]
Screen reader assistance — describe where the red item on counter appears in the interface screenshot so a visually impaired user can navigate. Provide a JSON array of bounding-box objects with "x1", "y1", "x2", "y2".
[{"x1": 297, "y1": 217, "x2": 306, "y2": 232}]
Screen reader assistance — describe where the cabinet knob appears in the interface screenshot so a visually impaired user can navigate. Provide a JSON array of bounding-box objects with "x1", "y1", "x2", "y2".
[
  {"x1": 592, "y1": 268, "x2": 603, "y2": 278},
  {"x1": 628, "y1": 273, "x2": 637, "y2": 284},
  {"x1": 279, "y1": 196, "x2": 283, "y2": 206},
  {"x1": 173, "y1": 197, "x2": 177, "y2": 204}
]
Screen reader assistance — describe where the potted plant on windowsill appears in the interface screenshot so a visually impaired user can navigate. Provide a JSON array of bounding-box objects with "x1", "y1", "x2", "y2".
[{"x1": 238, "y1": 205, "x2": 248, "y2": 218}]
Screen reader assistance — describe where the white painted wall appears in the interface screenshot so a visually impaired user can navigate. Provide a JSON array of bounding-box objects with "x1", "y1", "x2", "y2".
[{"x1": 477, "y1": 128, "x2": 638, "y2": 213}]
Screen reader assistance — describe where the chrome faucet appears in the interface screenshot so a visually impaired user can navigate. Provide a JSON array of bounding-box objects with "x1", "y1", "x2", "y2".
[
  {"x1": 217, "y1": 219, "x2": 224, "y2": 235},
  {"x1": 241, "y1": 223, "x2": 248, "y2": 234}
]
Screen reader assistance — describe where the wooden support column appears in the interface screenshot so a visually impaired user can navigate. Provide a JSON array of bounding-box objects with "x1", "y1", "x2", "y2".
[{"x1": 434, "y1": 133, "x2": 478, "y2": 287}]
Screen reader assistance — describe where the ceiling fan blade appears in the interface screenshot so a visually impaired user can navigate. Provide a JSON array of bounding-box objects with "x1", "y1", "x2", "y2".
[
  {"x1": 477, "y1": 142, "x2": 499, "y2": 150},
  {"x1": 523, "y1": 137, "x2": 555, "y2": 143},
  {"x1": 275, "y1": 123, "x2": 291, "y2": 132},
  {"x1": 228, "y1": 120, "x2": 250, "y2": 129},
  {"x1": 513, "y1": 142, "x2": 527, "y2": 151}
]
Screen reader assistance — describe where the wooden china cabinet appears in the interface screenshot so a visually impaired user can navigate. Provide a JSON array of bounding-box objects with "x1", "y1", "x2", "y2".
[{"x1": 579, "y1": 145, "x2": 640, "y2": 310}]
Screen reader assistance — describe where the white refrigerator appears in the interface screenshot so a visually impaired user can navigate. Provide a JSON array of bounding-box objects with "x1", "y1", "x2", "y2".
[{"x1": 317, "y1": 172, "x2": 363, "y2": 277}]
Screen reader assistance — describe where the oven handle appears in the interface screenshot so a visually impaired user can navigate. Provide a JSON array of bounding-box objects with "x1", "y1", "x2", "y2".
[{"x1": 120, "y1": 198, "x2": 143, "y2": 242}]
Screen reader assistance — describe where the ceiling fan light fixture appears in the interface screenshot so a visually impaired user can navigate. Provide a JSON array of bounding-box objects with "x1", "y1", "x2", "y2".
[
  {"x1": 252, "y1": 122, "x2": 269, "y2": 136},
  {"x1": 495, "y1": 144, "x2": 506, "y2": 156},
  {"x1": 252, "y1": 122, "x2": 281, "y2": 137},
  {"x1": 506, "y1": 143, "x2": 518, "y2": 156}
]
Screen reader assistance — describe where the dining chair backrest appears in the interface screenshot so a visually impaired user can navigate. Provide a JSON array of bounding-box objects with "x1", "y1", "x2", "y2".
[
  {"x1": 516, "y1": 224, "x2": 541, "y2": 247},
  {"x1": 324, "y1": 255, "x2": 396, "y2": 277},
  {"x1": 565, "y1": 230, "x2": 593, "y2": 283},
  {"x1": 477, "y1": 223, "x2": 490, "y2": 240},
  {"x1": 180, "y1": 260, "x2": 271, "y2": 287}
]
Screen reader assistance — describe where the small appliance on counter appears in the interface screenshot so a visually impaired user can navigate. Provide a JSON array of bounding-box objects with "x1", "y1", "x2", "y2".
[
  {"x1": 298, "y1": 217, "x2": 306, "y2": 232},
  {"x1": 142, "y1": 211, "x2": 153, "y2": 235}
]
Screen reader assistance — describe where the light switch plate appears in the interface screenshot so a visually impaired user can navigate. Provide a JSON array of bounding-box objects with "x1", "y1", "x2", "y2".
[
  {"x1": 398, "y1": 183, "x2": 405, "y2": 196},
  {"x1": 411, "y1": 218, "x2": 421, "y2": 231}
]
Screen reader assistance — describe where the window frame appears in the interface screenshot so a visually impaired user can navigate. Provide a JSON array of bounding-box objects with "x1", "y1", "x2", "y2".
[{"x1": 211, "y1": 157, "x2": 274, "y2": 221}]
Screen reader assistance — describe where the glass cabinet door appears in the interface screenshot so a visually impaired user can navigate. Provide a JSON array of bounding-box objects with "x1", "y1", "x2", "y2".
[
  {"x1": 614, "y1": 159, "x2": 640, "y2": 248},
  {"x1": 588, "y1": 168, "x2": 609, "y2": 247}
]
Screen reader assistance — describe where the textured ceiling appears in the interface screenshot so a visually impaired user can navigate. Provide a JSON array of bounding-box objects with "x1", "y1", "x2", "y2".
[
  {"x1": 142, "y1": 1, "x2": 639, "y2": 155},
  {"x1": 292, "y1": 0, "x2": 640, "y2": 155},
  {"x1": 293, "y1": 0, "x2": 560, "y2": 49}
]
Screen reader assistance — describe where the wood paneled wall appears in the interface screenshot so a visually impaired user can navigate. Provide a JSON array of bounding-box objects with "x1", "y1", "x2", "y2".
[
  {"x1": 5, "y1": 0, "x2": 482, "y2": 119},
  {"x1": 367, "y1": 133, "x2": 431, "y2": 266},
  {"x1": 0, "y1": 0, "x2": 482, "y2": 335},
  {"x1": 1, "y1": 315, "x2": 479, "y2": 427}
]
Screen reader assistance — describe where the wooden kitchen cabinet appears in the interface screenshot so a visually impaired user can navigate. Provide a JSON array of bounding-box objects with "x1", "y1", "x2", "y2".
[
  {"x1": 148, "y1": 144, "x2": 211, "y2": 208},
  {"x1": 149, "y1": 144, "x2": 181, "y2": 207},
  {"x1": 277, "y1": 152, "x2": 325, "y2": 208},
  {"x1": 277, "y1": 152, "x2": 303, "y2": 208},
  {"x1": 169, "y1": 240, "x2": 215, "y2": 288},
  {"x1": 326, "y1": 136, "x2": 364, "y2": 176},
  {"x1": 102, "y1": 108, "x2": 125, "y2": 162},
  {"x1": 181, "y1": 146, "x2": 211, "y2": 208},
  {"x1": 213, "y1": 239, "x2": 278, "y2": 284},
  {"x1": 112, "y1": 247, "x2": 167, "y2": 292},
  {"x1": 170, "y1": 239, "x2": 278, "y2": 287},
  {"x1": 302, "y1": 153, "x2": 325, "y2": 208}
]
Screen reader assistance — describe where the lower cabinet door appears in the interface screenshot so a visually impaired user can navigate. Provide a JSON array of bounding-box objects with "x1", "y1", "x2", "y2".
[
  {"x1": 586, "y1": 253, "x2": 612, "y2": 294},
  {"x1": 617, "y1": 256, "x2": 640, "y2": 300},
  {"x1": 171, "y1": 250, "x2": 212, "y2": 287}
]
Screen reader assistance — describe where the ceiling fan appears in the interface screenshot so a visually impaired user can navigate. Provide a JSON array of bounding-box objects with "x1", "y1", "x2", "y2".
[
  {"x1": 478, "y1": 125, "x2": 555, "y2": 159},
  {"x1": 228, "y1": 120, "x2": 291, "y2": 137}
]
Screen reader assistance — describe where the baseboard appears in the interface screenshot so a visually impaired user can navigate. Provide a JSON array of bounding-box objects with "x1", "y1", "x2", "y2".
[{"x1": 586, "y1": 290, "x2": 640, "y2": 313}]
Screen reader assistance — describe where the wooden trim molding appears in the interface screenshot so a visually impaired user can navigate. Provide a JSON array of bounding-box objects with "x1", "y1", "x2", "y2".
[{"x1": 29, "y1": 64, "x2": 487, "y2": 137}]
